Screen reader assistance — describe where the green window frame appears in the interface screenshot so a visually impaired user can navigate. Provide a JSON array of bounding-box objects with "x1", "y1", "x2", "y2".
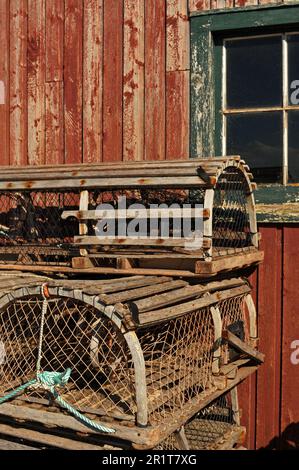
[{"x1": 190, "y1": 3, "x2": 299, "y2": 222}]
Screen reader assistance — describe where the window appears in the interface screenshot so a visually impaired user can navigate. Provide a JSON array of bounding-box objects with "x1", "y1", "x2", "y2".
[
  {"x1": 190, "y1": 3, "x2": 299, "y2": 190},
  {"x1": 223, "y1": 34, "x2": 299, "y2": 184}
]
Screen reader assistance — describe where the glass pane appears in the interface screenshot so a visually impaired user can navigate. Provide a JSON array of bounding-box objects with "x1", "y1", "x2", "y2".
[
  {"x1": 288, "y1": 111, "x2": 299, "y2": 182},
  {"x1": 288, "y1": 34, "x2": 299, "y2": 106},
  {"x1": 226, "y1": 36, "x2": 282, "y2": 109},
  {"x1": 226, "y1": 112, "x2": 283, "y2": 183}
]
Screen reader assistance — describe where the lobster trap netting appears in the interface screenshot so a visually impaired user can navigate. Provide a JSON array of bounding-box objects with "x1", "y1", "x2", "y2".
[
  {"x1": 0, "y1": 297, "x2": 137, "y2": 419},
  {"x1": 0, "y1": 191, "x2": 80, "y2": 266},
  {"x1": 0, "y1": 295, "x2": 215, "y2": 426},
  {"x1": 213, "y1": 167, "x2": 252, "y2": 253},
  {"x1": 217, "y1": 294, "x2": 250, "y2": 363},
  {"x1": 137, "y1": 306, "x2": 215, "y2": 424},
  {"x1": 155, "y1": 393, "x2": 240, "y2": 450}
]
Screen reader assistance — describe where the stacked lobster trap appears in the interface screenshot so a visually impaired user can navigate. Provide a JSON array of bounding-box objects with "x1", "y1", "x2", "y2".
[{"x1": 0, "y1": 157, "x2": 264, "y2": 450}]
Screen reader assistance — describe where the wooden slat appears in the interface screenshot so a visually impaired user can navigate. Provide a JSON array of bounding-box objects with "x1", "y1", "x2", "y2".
[
  {"x1": 0, "y1": 403, "x2": 157, "y2": 446},
  {"x1": 28, "y1": 0, "x2": 46, "y2": 165},
  {"x1": 195, "y1": 250, "x2": 264, "y2": 274},
  {"x1": 145, "y1": 0, "x2": 166, "y2": 161},
  {"x1": 0, "y1": 156, "x2": 240, "y2": 173},
  {"x1": 74, "y1": 236, "x2": 210, "y2": 248},
  {"x1": 166, "y1": 71, "x2": 189, "y2": 159},
  {"x1": 0, "y1": 165, "x2": 210, "y2": 180},
  {"x1": 45, "y1": 82, "x2": 64, "y2": 164},
  {"x1": 45, "y1": 0, "x2": 64, "y2": 82},
  {"x1": 123, "y1": 0, "x2": 144, "y2": 161},
  {"x1": 138, "y1": 284, "x2": 251, "y2": 325},
  {"x1": 222, "y1": 330, "x2": 265, "y2": 363},
  {"x1": 83, "y1": 0, "x2": 103, "y2": 163},
  {"x1": 0, "y1": 175, "x2": 209, "y2": 190},
  {"x1": 10, "y1": 0, "x2": 28, "y2": 166},
  {"x1": 132, "y1": 278, "x2": 245, "y2": 313},
  {"x1": 0, "y1": 422, "x2": 110, "y2": 450},
  {"x1": 166, "y1": 0, "x2": 189, "y2": 72},
  {"x1": 61, "y1": 208, "x2": 211, "y2": 220},
  {"x1": 101, "y1": 279, "x2": 187, "y2": 304},
  {"x1": 64, "y1": 0, "x2": 83, "y2": 164},
  {"x1": 102, "y1": 0, "x2": 123, "y2": 162},
  {"x1": 0, "y1": 0, "x2": 9, "y2": 166}
]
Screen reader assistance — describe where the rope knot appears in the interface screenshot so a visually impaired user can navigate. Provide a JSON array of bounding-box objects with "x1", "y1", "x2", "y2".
[{"x1": 37, "y1": 369, "x2": 72, "y2": 391}]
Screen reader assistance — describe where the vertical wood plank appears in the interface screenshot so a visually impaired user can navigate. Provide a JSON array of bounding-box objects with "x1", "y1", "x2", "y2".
[
  {"x1": 167, "y1": 0, "x2": 189, "y2": 72},
  {"x1": 83, "y1": 0, "x2": 103, "y2": 164},
  {"x1": 256, "y1": 226, "x2": 282, "y2": 449},
  {"x1": 0, "y1": 0, "x2": 9, "y2": 165},
  {"x1": 238, "y1": 269, "x2": 258, "y2": 450},
  {"x1": 188, "y1": 1, "x2": 211, "y2": 11},
  {"x1": 102, "y1": 0, "x2": 123, "y2": 162},
  {"x1": 10, "y1": 0, "x2": 28, "y2": 166},
  {"x1": 145, "y1": 0, "x2": 166, "y2": 161},
  {"x1": 281, "y1": 225, "x2": 299, "y2": 449},
  {"x1": 28, "y1": 0, "x2": 46, "y2": 165},
  {"x1": 45, "y1": 0, "x2": 64, "y2": 82},
  {"x1": 45, "y1": 82, "x2": 64, "y2": 164},
  {"x1": 166, "y1": 70, "x2": 189, "y2": 160},
  {"x1": 64, "y1": 0, "x2": 83, "y2": 164},
  {"x1": 123, "y1": 0, "x2": 144, "y2": 162}
]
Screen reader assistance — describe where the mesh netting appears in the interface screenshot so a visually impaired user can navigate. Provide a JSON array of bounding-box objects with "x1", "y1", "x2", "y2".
[
  {"x1": 0, "y1": 297, "x2": 136, "y2": 419},
  {"x1": 0, "y1": 191, "x2": 80, "y2": 265},
  {"x1": 0, "y1": 297, "x2": 215, "y2": 425},
  {"x1": 138, "y1": 307, "x2": 214, "y2": 424},
  {"x1": 156, "y1": 394, "x2": 237, "y2": 450},
  {"x1": 213, "y1": 167, "x2": 252, "y2": 252},
  {"x1": 217, "y1": 294, "x2": 249, "y2": 363}
]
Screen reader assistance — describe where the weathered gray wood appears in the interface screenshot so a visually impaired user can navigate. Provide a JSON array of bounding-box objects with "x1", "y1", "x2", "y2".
[
  {"x1": 0, "y1": 437, "x2": 38, "y2": 450},
  {"x1": 100, "y1": 279, "x2": 188, "y2": 305},
  {"x1": 230, "y1": 386, "x2": 241, "y2": 427},
  {"x1": 74, "y1": 236, "x2": 211, "y2": 249},
  {"x1": 0, "y1": 422, "x2": 111, "y2": 450},
  {"x1": 0, "y1": 176, "x2": 211, "y2": 191},
  {"x1": 222, "y1": 330, "x2": 265, "y2": 363},
  {"x1": 62, "y1": 207, "x2": 210, "y2": 220},
  {"x1": 0, "y1": 403, "x2": 156, "y2": 447},
  {"x1": 131, "y1": 278, "x2": 245, "y2": 313},
  {"x1": 137, "y1": 285, "x2": 251, "y2": 326},
  {"x1": 174, "y1": 427, "x2": 190, "y2": 450},
  {"x1": 0, "y1": 156, "x2": 241, "y2": 174}
]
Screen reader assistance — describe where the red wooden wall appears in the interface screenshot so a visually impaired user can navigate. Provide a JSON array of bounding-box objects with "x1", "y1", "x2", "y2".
[
  {"x1": 0, "y1": 0, "x2": 190, "y2": 166},
  {"x1": 0, "y1": 0, "x2": 298, "y2": 450}
]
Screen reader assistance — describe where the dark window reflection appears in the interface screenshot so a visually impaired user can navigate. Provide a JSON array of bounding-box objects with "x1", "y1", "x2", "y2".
[
  {"x1": 226, "y1": 112, "x2": 283, "y2": 183},
  {"x1": 288, "y1": 35, "x2": 299, "y2": 106},
  {"x1": 226, "y1": 36, "x2": 282, "y2": 109},
  {"x1": 288, "y1": 111, "x2": 299, "y2": 182}
]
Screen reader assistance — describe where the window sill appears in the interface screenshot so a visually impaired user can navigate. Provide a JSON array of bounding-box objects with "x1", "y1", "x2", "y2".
[{"x1": 255, "y1": 185, "x2": 299, "y2": 223}]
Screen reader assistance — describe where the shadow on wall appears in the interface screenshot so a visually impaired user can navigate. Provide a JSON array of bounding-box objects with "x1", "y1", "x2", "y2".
[{"x1": 261, "y1": 423, "x2": 299, "y2": 450}]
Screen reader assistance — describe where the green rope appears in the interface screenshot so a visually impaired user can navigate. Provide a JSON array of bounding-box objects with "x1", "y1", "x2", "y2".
[{"x1": 0, "y1": 369, "x2": 115, "y2": 434}]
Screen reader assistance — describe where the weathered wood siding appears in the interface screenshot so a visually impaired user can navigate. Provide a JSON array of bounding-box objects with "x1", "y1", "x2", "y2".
[
  {"x1": 0, "y1": 0, "x2": 190, "y2": 165},
  {"x1": 0, "y1": 0, "x2": 298, "y2": 451}
]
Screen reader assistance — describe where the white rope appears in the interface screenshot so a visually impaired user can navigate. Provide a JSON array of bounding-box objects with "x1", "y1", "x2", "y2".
[{"x1": 36, "y1": 283, "x2": 49, "y2": 377}]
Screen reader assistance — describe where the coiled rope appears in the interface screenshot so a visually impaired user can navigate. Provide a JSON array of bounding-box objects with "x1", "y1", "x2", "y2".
[{"x1": 0, "y1": 284, "x2": 115, "y2": 434}]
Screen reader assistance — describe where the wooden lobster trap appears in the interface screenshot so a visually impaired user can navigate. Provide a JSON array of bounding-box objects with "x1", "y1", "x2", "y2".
[
  {"x1": 0, "y1": 156, "x2": 263, "y2": 277},
  {"x1": 0, "y1": 272, "x2": 263, "y2": 449},
  {"x1": 155, "y1": 390, "x2": 246, "y2": 450}
]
